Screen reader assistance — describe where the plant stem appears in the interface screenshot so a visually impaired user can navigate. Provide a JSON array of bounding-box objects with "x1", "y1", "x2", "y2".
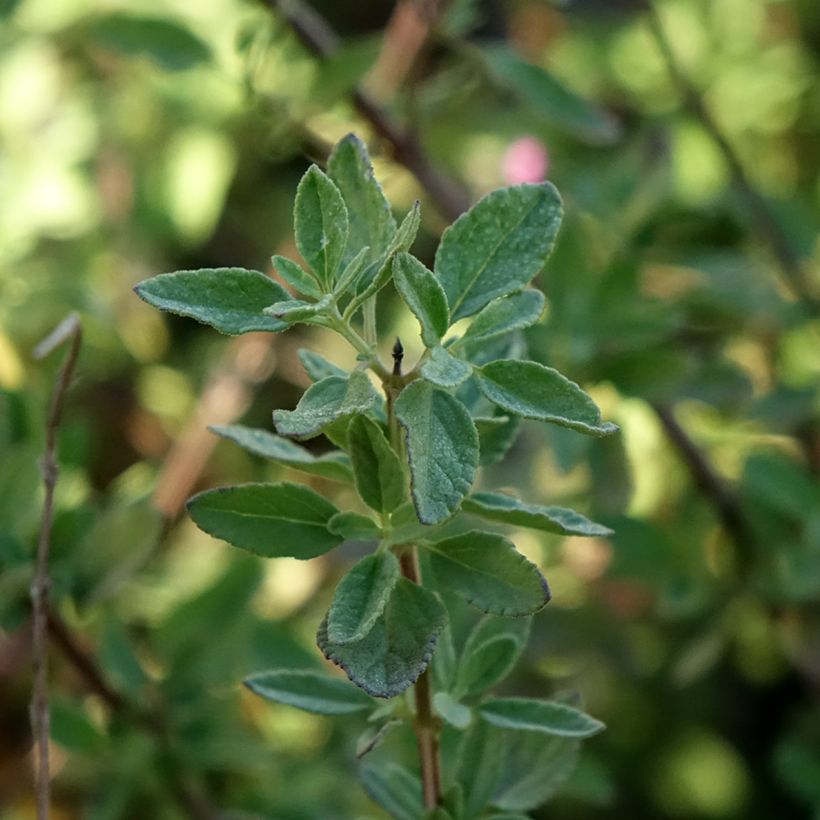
[
  {"x1": 31, "y1": 313, "x2": 82, "y2": 820},
  {"x1": 399, "y1": 549, "x2": 442, "y2": 809}
]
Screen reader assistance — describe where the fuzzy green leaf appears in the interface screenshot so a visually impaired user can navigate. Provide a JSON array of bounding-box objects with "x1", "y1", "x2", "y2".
[
  {"x1": 334, "y1": 245, "x2": 371, "y2": 296},
  {"x1": 475, "y1": 360, "x2": 618, "y2": 437},
  {"x1": 461, "y1": 289, "x2": 545, "y2": 345},
  {"x1": 134, "y1": 268, "x2": 289, "y2": 334},
  {"x1": 394, "y1": 381, "x2": 479, "y2": 525},
  {"x1": 298, "y1": 348, "x2": 348, "y2": 381},
  {"x1": 393, "y1": 252, "x2": 449, "y2": 347},
  {"x1": 274, "y1": 371, "x2": 379, "y2": 440},
  {"x1": 360, "y1": 763, "x2": 423, "y2": 820},
  {"x1": 328, "y1": 133, "x2": 396, "y2": 264},
  {"x1": 421, "y1": 346, "x2": 472, "y2": 388},
  {"x1": 385, "y1": 502, "x2": 438, "y2": 546},
  {"x1": 424, "y1": 531, "x2": 550, "y2": 616},
  {"x1": 272, "y1": 255, "x2": 322, "y2": 299},
  {"x1": 455, "y1": 634, "x2": 520, "y2": 698},
  {"x1": 294, "y1": 164, "x2": 348, "y2": 288},
  {"x1": 264, "y1": 294, "x2": 333, "y2": 324},
  {"x1": 463, "y1": 491, "x2": 613, "y2": 536},
  {"x1": 434, "y1": 184, "x2": 562, "y2": 321},
  {"x1": 327, "y1": 511, "x2": 381, "y2": 541},
  {"x1": 327, "y1": 552, "x2": 400, "y2": 644},
  {"x1": 457, "y1": 719, "x2": 505, "y2": 819},
  {"x1": 479, "y1": 698, "x2": 605, "y2": 737},
  {"x1": 318, "y1": 577, "x2": 447, "y2": 698},
  {"x1": 187, "y1": 482, "x2": 342, "y2": 559},
  {"x1": 209, "y1": 424, "x2": 352, "y2": 483},
  {"x1": 475, "y1": 415, "x2": 521, "y2": 466},
  {"x1": 348, "y1": 415, "x2": 406, "y2": 513},
  {"x1": 244, "y1": 669, "x2": 372, "y2": 715},
  {"x1": 433, "y1": 691, "x2": 472, "y2": 729}
]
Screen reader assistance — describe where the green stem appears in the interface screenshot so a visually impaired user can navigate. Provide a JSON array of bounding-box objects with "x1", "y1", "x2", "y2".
[{"x1": 329, "y1": 310, "x2": 389, "y2": 380}]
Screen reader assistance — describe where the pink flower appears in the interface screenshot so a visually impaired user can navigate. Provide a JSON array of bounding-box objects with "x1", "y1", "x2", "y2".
[{"x1": 502, "y1": 136, "x2": 550, "y2": 184}]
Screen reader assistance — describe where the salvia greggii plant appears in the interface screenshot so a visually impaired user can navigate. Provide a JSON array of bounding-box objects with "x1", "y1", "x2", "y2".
[{"x1": 135, "y1": 133, "x2": 617, "y2": 818}]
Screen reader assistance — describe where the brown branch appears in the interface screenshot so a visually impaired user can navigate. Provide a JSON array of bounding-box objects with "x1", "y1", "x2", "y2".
[
  {"x1": 31, "y1": 313, "x2": 82, "y2": 820},
  {"x1": 647, "y1": 5, "x2": 818, "y2": 314},
  {"x1": 652, "y1": 402, "x2": 755, "y2": 571},
  {"x1": 268, "y1": 0, "x2": 468, "y2": 222}
]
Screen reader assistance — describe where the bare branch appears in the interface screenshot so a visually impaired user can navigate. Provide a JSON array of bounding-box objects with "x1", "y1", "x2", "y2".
[{"x1": 31, "y1": 312, "x2": 82, "y2": 820}]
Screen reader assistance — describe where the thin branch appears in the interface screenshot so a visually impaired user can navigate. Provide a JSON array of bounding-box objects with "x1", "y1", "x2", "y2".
[
  {"x1": 646, "y1": 5, "x2": 818, "y2": 314},
  {"x1": 652, "y1": 402, "x2": 756, "y2": 571},
  {"x1": 268, "y1": 0, "x2": 469, "y2": 222},
  {"x1": 31, "y1": 312, "x2": 82, "y2": 820}
]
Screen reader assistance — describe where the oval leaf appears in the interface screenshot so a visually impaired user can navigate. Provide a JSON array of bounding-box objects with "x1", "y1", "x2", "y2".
[
  {"x1": 395, "y1": 380, "x2": 478, "y2": 525},
  {"x1": 463, "y1": 491, "x2": 613, "y2": 536},
  {"x1": 272, "y1": 255, "x2": 322, "y2": 299},
  {"x1": 461, "y1": 289, "x2": 545, "y2": 346},
  {"x1": 209, "y1": 424, "x2": 352, "y2": 483},
  {"x1": 433, "y1": 691, "x2": 472, "y2": 729},
  {"x1": 348, "y1": 415, "x2": 406, "y2": 513},
  {"x1": 244, "y1": 669, "x2": 372, "y2": 715},
  {"x1": 327, "y1": 511, "x2": 381, "y2": 541},
  {"x1": 134, "y1": 268, "x2": 289, "y2": 334},
  {"x1": 318, "y1": 577, "x2": 447, "y2": 698},
  {"x1": 360, "y1": 763, "x2": 423, "y2": 820},
  {"x1": 434, "y1": 184, "x2": 562, "y2": 321},
  {"x1": 455, "y1": 634, "x2": 521, "y2": 698},
  {"x1": 424, "y1": 530, "x2": 550, "y2": 616},
  {"x1": 186, "y1": 482, "x2": 342, "y2": 559},
  {"x1": 328, "y1": 133, "x2": 396, "y2": 264},
  {"x1": 393, "y1": 252, "x2": 450, "y2": 347},
  {"x1": 274, "y1": 371, "x2": 380, "y2": 440},
  {"x1": 327, "y1": 552, "x2": 401, "y2": 644},
  {"x1": 421, "y1": 346, "x2": 472, "y2": 388},
  {"x1": 294, "y1": 164, "x2": 348, "y2": 288},
  {"x1": 475, "y1": 360, "x2": 618, "y2": 437},
  {"x1": 479, "y1": 697, "x2": 605, "y2": 737}
]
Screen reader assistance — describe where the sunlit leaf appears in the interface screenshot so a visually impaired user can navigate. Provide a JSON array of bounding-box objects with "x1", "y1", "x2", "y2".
[{"x1": 244, "y1": 669, "x2": 373, "y2": 715}]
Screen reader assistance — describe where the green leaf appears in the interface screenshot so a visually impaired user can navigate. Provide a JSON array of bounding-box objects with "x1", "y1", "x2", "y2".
[
  {"x1": 244, "y1": 669, "x2": 373, "y2": 715},
  {"x1": 50, "y1": 696, "x2": 105, "y2": 753},
  {"x1": 274, "y1": 371, "x2": 380, "y2": 440},
  {"x1": 356, "y1": 719, "x2": 402, "y2": 759},
  {"x1": 454, "y1": 634, "x2": 520, "y2": 698},
  {"x1": 327, "y1": 511, "x2": 381, "y2": 541},
  {"x1": 298, "y1": 348, "x2": 348, "y2": 381},
  {"x1": 360, "y1": 763, "x2": 423, "y2": 820},
  {"x1": 348, "y1": 415, "x2": 406, "y2": 513},
  {"x1": 209, "y1": 424, "x2": 353, "y2": 483},
  {"x1": 265, "y1": 294, "x2": 333, "y2": 324},
  {"x1": 483, "y1": 45, "x2": 619, "y2": 144},
  {"x1": 88, "y1": 13, "x2": 210, "y2": 71},
  {"x1": 424, "y1": 531, "x2": 550, "y2": 616},
  {"x1": 318, "y1": 577, "x2": 447, "y2": 698},
  {"x1": 134, "y1": 268, "x2": 289, "y2": 334},
  {"x1": 457, "y1": 719, "x2": 504, "y2": 819},
  {"x1": 327, "y1": 552, "x2": 401, "y2": 645},
  {"x1": 186, "y1": 482, "x2": 342, "y2": 559},
  {"x1": 294, "y1": 165, "x2": 349, "y2": 288},
  {"x1": 386, "y1": 502, "x2": 438, "y2": 546},
  {"x1": 475, "y1": 361, "x2": 618, "y2": 437},
  {"x1": 392, "y1": 200, "x2": 421, "y2": 256},
  {"x1": 463, "y1": 491, "x2": 613, "y2": 537},
  {"x1": 493, "y1": 732, "x2": 580, "y2": 812},
  {"x1": 433, "y1": 691, "x2": 472, "y2": 729},
  {"x1": 272, "y1": 255, "x2": 322, "y2": 299},
  {"x1": 479, "y1": 698, "x2": 605, "y2": 737},
  {"x1": 475, "y1": 415, "x2": 521, "y2": 466},
  {"x1": 395, "y1": 381, "x2": 479, "y2": 525},
  {"x1": 461, "y1": 289, "x2": 545, "y2": 345},
  {"x1": 434, "y1": 184, "x2": 562, "y2": 321},
  {"x1": 393, "y1": 252, "x2": 450, "y2": 347},
  {"x1": 421, "y1": 346, "x2": 472, "y2": 388},
  {"x1": 328, "y1": 133, "x2": 396, "y2": 264},
  {"x1": 432, "y1": 622, "x2": 458, "y2": 692},
  {"x1": 334, "y1": 245, "x2": 372, "y2": 296}
]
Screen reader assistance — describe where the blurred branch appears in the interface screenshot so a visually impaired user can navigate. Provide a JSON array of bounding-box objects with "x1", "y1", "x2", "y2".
[
  {"x1": 647, "y1": 5, "x2": 819, "y2": 315},
  {"x1": 31, "y1": 312, "x2": 82, "y2": 820},
  {"x1": 652, "y1": 402, "x2": 756, "y2": 570},
  {"x1": 46, "y1": 606, "x2": 220, "y2": 820},
  {"x1": 268, "y1": 0, "x2": 468, "y2": 221}
]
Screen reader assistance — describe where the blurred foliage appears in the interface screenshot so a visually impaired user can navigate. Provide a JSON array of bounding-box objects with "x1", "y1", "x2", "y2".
[{"x1": 1, "y1": 0, "x2": 819, "y2": 818}]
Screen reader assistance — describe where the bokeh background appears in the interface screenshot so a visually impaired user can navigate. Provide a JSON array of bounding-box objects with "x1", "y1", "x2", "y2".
[{"x1": 1, "y1": 0, "x2": 819, "y2": 817}]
